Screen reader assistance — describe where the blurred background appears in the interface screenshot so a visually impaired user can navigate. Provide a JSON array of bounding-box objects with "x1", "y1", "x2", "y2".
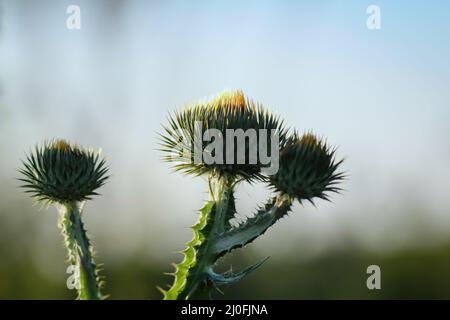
[{"x1": 1, "y1": 0, "x2": 450, "y2": 299}]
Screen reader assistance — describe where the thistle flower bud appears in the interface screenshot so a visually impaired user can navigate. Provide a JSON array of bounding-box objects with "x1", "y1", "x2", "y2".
[
  {"x1": 160, "y1": 90, "x2": 288, "y2": 181},
  {"x1": 269, "y1": 133, "x2": 344, "y2": 203},
  {"x1": 19, "y1": 139, "x2": 109, "y2": 205}
]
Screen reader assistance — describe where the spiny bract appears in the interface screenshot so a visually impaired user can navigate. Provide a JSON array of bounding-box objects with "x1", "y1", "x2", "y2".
[
  {"x1": 269, "y1": 132, "x2": 345, "y2": 203},
  {"x1": 159, "y1": 90, "x2": 288, "y2": 181},
  {"x1": 19, "y1": 139, "x2": 109, "y2": 205}
]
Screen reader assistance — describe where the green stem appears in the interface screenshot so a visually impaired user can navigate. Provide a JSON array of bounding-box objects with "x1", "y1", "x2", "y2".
[
  {"x1": 58, "y1": 202, "x2": 103, "y2": 300},
  {"x1": 182, "y1": 174, "x2": 235, "y2": 299},
  {"x1": 213, "y1": 195, "x2": 292, "y2": 256},
  {"x1": 163, "y1": 174, "x2": 235, "y2": 300},
  {"x1": 163, "y1": 175, "x2": 292, "y2": 300}
]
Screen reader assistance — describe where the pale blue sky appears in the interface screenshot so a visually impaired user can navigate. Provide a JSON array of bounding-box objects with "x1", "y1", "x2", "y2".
[{"x1": 1, "y1": 1, "x2": 450, "y2": 264}]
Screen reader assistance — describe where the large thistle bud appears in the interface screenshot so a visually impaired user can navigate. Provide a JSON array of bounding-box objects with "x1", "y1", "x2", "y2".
[{"x1": 160, "y1": 90, "x2": 288, "y2": 181}]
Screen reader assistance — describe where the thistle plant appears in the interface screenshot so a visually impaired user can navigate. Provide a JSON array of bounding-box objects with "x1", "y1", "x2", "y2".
[
  {"x1": 159, "y1": 91, "x2": 345, "y2": 299},
  {"x1": 19, "y1": 140, "x2": 109, "y2": 300}
]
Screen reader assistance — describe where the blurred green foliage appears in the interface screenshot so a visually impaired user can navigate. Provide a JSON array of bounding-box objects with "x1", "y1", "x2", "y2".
[
  {"x1": 1, "y1": 206, "x2": 449, "y2": 300},
  {"x1": 0, "y1": 170, "x2": 449, "y2": 300}
]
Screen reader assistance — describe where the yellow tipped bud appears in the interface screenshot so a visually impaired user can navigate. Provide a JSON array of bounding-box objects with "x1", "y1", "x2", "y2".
[{"x1": 209, "y1": 90, "x2": 246, "y2": 110}]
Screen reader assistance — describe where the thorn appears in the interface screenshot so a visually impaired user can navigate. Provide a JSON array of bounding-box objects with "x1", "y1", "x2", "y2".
[
  {"x1": 156, "y1": 286, "x2": 166, "y2": 295},
  {"x1": 212, "y1": 281, "x2": 225, "y2": 295}
]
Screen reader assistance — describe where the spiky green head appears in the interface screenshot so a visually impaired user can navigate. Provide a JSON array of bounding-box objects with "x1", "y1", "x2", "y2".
[
  {"x1": 269, "y1": 133, "x2": 344, "y2": 203},
  {"x1": 160, "y1": 90, "x2": 288, "y2": 181},
  {"x1": 19, "y1": 139, "x2": 109, "y2": 205}
]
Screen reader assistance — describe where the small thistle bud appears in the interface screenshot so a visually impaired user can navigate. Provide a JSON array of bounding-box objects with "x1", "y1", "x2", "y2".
[
  {"x1": 19, "y1": 139, "x2": 109, "y2": 205},
  {"x1": 19, "y1": 139, "x2": 109, "y2": 300},
  {"x1": 269, "y1": 132, "x2": 345, "y2": 203},
  {"x1": 160, "y1": 90, "x2": 288, "y2": 181}
]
